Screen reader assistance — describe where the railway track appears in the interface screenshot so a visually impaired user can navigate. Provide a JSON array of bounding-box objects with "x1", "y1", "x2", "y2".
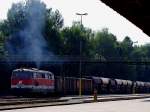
[
  {"x1": 0, "y1": 94, "x2": 150, "y2": 110},
  {"x1": 0, "y1": 97, "x2": 68, "y2": 106},
  {"x1": 0, "y1": 94, "x2": 149, "y2": 106}
]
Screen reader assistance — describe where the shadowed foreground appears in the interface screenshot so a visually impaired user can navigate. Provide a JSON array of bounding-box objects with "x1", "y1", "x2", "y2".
[{"x1": 2, "y1": 97, "x2": 150, "y2": 112}]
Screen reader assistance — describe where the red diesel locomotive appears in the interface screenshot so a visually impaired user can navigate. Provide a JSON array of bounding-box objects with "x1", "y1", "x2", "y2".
[{"x1": 11, "y1": 68, "x2": 55, "y2": 94}]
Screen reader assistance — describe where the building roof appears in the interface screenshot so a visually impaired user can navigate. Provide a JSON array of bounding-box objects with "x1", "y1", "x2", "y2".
[{"x1": 13, "y1": 68, "x2": 53, "y2": 74}]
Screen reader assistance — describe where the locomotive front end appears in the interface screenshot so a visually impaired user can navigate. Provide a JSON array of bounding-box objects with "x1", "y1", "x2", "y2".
[
  {"x1": 11, "y1": 69, "x2": 34, "y2": 95},
  {"x1": 11, "y1": 68, "x2": 55, "y2": 96}
]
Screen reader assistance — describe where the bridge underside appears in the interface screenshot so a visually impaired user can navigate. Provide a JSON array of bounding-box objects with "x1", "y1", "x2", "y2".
[{"x1": 100, "y1": 0, "x2": 150, "y2": 36}]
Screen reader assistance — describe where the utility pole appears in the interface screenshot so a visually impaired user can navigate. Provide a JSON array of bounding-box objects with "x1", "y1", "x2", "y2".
[{"x1": 76, "y1": 13, "x2": 88, "y2": 96}]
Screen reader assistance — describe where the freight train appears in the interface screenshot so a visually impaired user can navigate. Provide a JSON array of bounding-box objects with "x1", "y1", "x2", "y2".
[{"x1": 11, "y1": 68, "x2": 150, "y2": 95}]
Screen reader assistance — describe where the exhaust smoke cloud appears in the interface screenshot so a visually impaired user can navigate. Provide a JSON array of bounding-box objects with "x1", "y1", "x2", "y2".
[{"x1": 6, "y1": 0, "x2": 55, "y2": 67}]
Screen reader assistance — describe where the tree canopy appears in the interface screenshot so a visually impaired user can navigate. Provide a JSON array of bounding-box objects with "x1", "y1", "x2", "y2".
[{"x1": 0, "y1": 0, "x2": 150, "y2": 82}]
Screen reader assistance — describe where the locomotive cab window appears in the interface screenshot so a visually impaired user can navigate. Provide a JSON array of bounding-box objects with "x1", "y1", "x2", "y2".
[
  {"x1": 45, "y1": 73, "x2": 49, "y2": 79},
  {"x1": 33, "y1": 73, "x2": 37, "y2": 78},
  {"x1": 12, "y1": 71, "x2": 33, "y2": 79},
  {"x1": 35, "y1": 72, "x2": 43, "y2": 78},
  {"x1": 49, "y1": 74, "x2": 52, "y2": 79},
  {"x1": 49, "y1": 73, "x2": 54, "y2": 79},
  {"x1": 41, "y1": 73, "x2": 45, "y2": 78}
]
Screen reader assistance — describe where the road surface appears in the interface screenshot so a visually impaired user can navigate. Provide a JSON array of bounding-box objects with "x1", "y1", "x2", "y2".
[{"x1": 2, "y1": 98, "x2": 150, "y2": 112}]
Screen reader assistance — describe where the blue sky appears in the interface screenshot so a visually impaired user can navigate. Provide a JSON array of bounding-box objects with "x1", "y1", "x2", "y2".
[{"x1": 0, "y1": 0, "x2": 150, "y2": 45}]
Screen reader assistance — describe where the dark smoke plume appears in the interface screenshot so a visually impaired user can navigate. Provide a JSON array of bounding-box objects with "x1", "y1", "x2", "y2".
[{"x1": 6, "y1": 0, "x2": 55, "y2": 67}]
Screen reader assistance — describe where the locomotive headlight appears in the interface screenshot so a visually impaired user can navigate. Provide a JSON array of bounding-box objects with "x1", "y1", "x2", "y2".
[
  {"x1": 18, "y1": 80, "x2": 22, "y2": 84},
  {"x1": 17, "y1": 80, "x2": 23, "y2": 88}
]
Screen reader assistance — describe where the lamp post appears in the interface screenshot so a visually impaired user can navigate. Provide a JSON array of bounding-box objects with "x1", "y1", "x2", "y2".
[{"x1": 76, "y1": 13, "x2": 88, "y2": 96}]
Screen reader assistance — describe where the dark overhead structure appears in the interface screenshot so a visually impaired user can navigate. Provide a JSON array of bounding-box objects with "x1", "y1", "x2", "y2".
[{"x1": 100, "y1": 0, "x2": 150, "y2": 36}]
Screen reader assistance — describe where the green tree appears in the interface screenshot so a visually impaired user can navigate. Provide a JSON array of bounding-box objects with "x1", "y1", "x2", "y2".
[
  {"x1": 119, "y1": 36, "x2": 133, "y2": 58},
  {"x1": 0, "y1": 21, "x2": 10, "y2": 37},
  {"x1": 0, "y1": 31, "x2": 7, "y2": 58},
  {"x1": 44, "y1": 9, "x2": 64, "y2": 54},
  {"x1": 94, "y1": 28, "x2": 118, "y2": 60},
  {"x1": 61, "y1": 22, "x2": 93, "y2": 57},
  {"x1": 6, "y1": 1, "x2": 31, "y2": 35}
]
